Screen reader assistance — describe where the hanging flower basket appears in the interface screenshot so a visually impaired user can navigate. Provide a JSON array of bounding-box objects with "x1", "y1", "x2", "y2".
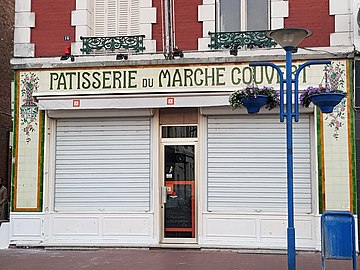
[
  {"x1": 229, "y1": 85, "x2": 280, "y2": 114},
  {"x1": 241, "y1": 95, "x2": 269, "y2": 114},
  {"x1": 299, "y1": 86, "x2": 346, "y2": 113}
]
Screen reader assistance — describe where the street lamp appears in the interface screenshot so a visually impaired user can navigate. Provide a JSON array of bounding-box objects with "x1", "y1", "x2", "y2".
[{"x1": 250, "y1": 28, "x2": 331, "y2": 270}]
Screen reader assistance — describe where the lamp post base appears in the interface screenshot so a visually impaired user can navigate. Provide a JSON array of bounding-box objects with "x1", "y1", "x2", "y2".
[{"x1": 287, "y1": 227, "x2": 296, "y2": 270}]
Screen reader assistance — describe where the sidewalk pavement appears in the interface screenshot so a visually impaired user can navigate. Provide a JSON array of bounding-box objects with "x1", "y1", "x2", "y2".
[{"x1": 0, "y1": 248, "x2": 357, "y2": 270}]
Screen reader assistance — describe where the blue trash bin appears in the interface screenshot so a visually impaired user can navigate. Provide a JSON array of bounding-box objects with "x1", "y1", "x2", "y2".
[{"x1": 321, "y1": 211, "x2": 356, "y2": 270}]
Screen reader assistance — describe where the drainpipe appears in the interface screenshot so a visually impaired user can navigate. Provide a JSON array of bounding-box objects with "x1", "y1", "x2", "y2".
[{"x1": 164, "y1": 0, "x2": 173, "y2": 59}]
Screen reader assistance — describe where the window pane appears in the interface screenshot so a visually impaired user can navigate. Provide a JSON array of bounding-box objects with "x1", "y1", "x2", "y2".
[
  {"x1": 219, "y1": 0, "x2": 240, "y2": 31},
  {"x1": 247, "y1": 0, "x2": 268, "y2": 31},
  {"x1": 162, "y1": 126, "x2": 197, "y2": 138}
]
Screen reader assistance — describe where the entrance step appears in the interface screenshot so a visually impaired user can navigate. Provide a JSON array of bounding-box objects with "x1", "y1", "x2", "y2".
[
  {"x1": 150, "y1": 243, "x2": 200, "y2": 249},
  {"x1": 0, "y1": 221, "x2": 10, "y2": 249}
]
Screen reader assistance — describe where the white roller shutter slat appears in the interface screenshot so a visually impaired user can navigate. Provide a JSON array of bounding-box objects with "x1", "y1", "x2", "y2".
[
  {"x1": 207, "y1": 115, "x2": 312, "y2": 213},
  {"x1": 54, "y1": 117, "x2": 151, "y2": 212}
]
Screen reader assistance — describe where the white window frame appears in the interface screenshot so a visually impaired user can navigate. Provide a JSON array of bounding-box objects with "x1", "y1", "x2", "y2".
[{"x1": 216, "y1": 0, "x2": 270, "y2": 32}]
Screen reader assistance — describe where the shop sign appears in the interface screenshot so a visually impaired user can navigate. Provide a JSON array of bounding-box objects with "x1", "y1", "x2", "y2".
[{"x1": 20, "y1": 62, "x2": 334, "y2": 96}]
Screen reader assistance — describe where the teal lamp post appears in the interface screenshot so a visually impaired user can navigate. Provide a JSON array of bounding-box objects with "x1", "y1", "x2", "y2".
[{"x1": 250, "y1": 28, "x2": 331, "y2": 270}]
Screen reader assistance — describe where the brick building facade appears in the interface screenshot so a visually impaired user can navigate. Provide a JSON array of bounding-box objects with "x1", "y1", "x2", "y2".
[
  {"x1": 0, "y1": 0, "x2": 14, "y2": 202},
  {"x1": 6, "y1": 0, "x2": 358, "y2": 251}
]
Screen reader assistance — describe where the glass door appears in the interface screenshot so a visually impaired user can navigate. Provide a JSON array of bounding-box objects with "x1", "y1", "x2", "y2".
[{"x1": 162, "y1": 144, "x2": 195, "y2": 239}]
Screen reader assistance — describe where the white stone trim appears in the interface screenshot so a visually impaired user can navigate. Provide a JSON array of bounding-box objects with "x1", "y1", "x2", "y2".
[
  {"x1": 330, "y1": 0, "x2": 351, "y2": 15},
  {"x1": 15, "y1": 13, "x2": 35, "y2": 28},
  {"x1": 353, "y1": 0, "x2": 360, "y2": 49},
  {"x1": 139, "y1": 4, "x2": 156, "y2": 53},
  {"x1": 198, "y1": 37, "x2": 211, "y2": 52},
  {"x1": 140, "y1": 24, "x2": 152, "y2": 40},
  {"x1": 330, "y1": 0, "x2": 353, "y2": 46},
  {"x1": 14, "y1": 0, "x2": 35, "y2": 57},
  {"x1": 198, "y1": 5, "x2": 215, "y2": 21},
  {"x1": 72, "y1": 10, "x2": 92, "y2": 26},
  {"x1": 197, "y1": 0, "x2": 216, "y2": 51},
  {"x1": 14, "y1": 44, "x2": 35, "y2": 58},
  {"x1": 140, "y1": 0, "x2": 152, "y2": 8},
  {"x1": 76, "y1": 0, "x2": 93, "y2": 10},
  {"x1": 14, "y1": 28, "x2": 31, "y2": 44},
  {"x1": 140, "y1": 7, "x2": 156, "y2": 24},
  {"x1": 270, "y1": 0, "x2": 288, "y2": 30},
  {"x1": 271, "y1": 18, "x2": 284, "y2": 30},
  {"x1": 143, "y1": 40, "x2": 156, "y2": 52},
  {"x1": 335, "y1": 14, "x2": 353, "y2": 32},
  {"x1": 71, "y1": 0, "x2": 93, "y2": 55},
  {"x1": 15, "y1": 0, "x2": 31, "y2": 12},
  {"x1": 197, "y1": 0, "x2": 289, "y2": 51},
  {"x1": 271, "y1": 1, "x2": 288, "y2": 20}
]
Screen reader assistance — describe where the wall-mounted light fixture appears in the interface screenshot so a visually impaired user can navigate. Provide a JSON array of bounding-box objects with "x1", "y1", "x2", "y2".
[
  {"x1": 172, "y1": 47, "x2": 184, "y2": 58},
  {"x1": 229, "y1": 47, "x2": 238, "y2": 56},
  {"x1": 60, "y1": 55, "x2": 75, "y2": 61},
  {"x1": 116, "y1": 53, "x2": 128, "y2": 60},
  {"x1": 60, "y1": 46, "x2": 75, "y2": 61}
]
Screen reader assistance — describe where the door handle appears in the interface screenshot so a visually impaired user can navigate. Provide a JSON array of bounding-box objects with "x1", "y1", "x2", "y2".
[{"x1": 161, "y1": 186, "x2": 167, "y2": 204}]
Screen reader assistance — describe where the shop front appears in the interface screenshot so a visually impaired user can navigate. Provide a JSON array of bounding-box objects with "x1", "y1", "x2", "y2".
[{"x1": 9, "y1": 59, "x2": 355, "y2": 250}]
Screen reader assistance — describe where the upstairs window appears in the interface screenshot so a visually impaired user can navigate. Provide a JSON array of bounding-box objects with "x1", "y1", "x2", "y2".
[
  {"x1": 94, "y1": 0, "x2": 140, "y2": 36},
  {"x1": 217, "y1": 0, "x2": 269, "y2": 32}
]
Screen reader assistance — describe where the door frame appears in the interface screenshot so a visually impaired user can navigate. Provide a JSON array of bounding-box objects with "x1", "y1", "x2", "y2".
[{"x1": 159, "y1": 134, "x2": 198, "y2": 244}]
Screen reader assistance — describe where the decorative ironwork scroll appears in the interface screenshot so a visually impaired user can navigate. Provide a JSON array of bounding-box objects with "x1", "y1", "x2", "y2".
[
  {"x1": 208, "y1": 30, "x2": 277, "y2": 50},
  {"x1": 80, "y1": 35, "x2": 146, "y2": 54}
]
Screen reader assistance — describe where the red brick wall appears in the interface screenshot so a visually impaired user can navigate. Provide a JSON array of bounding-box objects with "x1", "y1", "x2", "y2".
[
  {"x1": 285, "y1": 0, "x2": 334, "y2": 47},
  {"x1": 152, "y1": 0, "x2": 202, "y2": 52},
  {"x1": 173, "y1": 0, "x2": 202, "y2": 51},
  {"x1": 31, "y1": 0, "x2": 75, "y2": 56},
  {"x1": 152, "y1": 0, "x2": 162, "y2": 52}
]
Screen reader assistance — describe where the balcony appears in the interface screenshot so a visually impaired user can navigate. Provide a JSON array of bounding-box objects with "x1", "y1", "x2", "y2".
[
  {"x1": 80, "y1": 35, "x2": 146, "y2": 54},
  {"x1": 208, "y1": 30, "x2": 277, "y2": 54}
]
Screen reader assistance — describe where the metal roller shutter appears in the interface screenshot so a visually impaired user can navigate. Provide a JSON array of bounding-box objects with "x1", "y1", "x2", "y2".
[
  {"x1": 207, "y1": 114, "x2": 312, "y2": 213},
  {"x1": 54, "y1": 117, "x2": 151, "y2": 212}
]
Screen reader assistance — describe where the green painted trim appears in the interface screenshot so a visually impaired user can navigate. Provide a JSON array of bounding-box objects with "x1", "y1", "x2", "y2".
[
  {"x1": 12, "y1": 73, "x2": 45, "y2": 213},
  {"x1": 317, "y1": 109, "x2": 323, "y2": 214},
  {"x1": 11, "y1": 72, "x2": 18, "y2": 212},
  {"x1": 38, "y1": 111, "x2": 45, "y2": 212},
  {"x1": 349, "y1": 61, "x2": 357, "y2": 214}
]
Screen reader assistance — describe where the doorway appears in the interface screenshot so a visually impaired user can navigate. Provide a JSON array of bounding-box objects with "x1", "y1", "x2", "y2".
[{"x1": 160, "y1": 126, "x2": 197, "y2": 242}]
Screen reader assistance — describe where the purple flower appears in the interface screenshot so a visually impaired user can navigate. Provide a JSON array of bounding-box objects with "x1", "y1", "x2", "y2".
[{"x1": 299, "y1": 86, "x2": 346, "y2": 108}]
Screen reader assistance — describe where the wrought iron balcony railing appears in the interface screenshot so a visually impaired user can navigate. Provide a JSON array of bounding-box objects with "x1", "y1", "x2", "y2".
[
  {"x1": 208, "y1": 30, "x2": 277, "y2": 51},
  {"x1": 80, "y1": 35, "x2": 146, "y2": 54}
]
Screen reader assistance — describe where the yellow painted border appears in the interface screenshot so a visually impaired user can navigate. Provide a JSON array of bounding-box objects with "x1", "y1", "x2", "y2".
[
  {"x1": 319, "y1": 111, "x2": 326, "y2": 211},
  {"x1": 13, "y1": 71, "x2": 43, "y2": 212},
  {"x1": 346, "y1": 60, "x2": 354, "y2": 212},
  {"x1": 13, "y1": 72, "x2": 20, "y2": 211}
]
